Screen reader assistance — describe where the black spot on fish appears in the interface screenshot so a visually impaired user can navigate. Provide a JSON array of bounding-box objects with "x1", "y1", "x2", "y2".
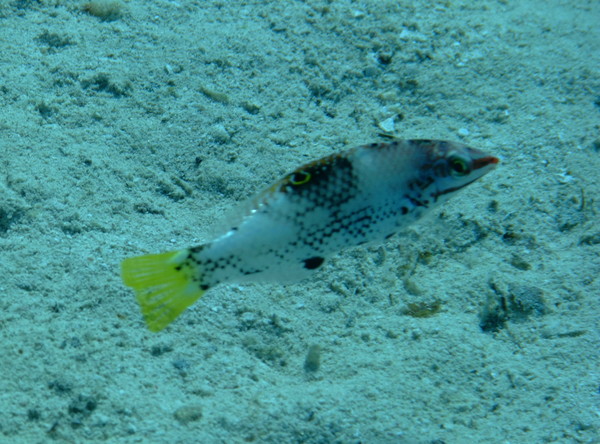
[
  {"x1": 407, "y1": 195, "x2": 428, "y2": 208},
  {"x1": 241, "y1": 268, "x2": 263, "y2": 276},
  {"x1": 303, "y1": 256, "x2": 325, "y2": 270},
  {"x1": 282, "y1": 155, "x2": 357, "y2": 208}
]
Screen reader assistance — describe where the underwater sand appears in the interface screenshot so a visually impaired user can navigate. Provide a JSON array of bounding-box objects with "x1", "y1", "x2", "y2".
[{"x1": 0, "y1": 0, "x2": 598, "y2": 442}]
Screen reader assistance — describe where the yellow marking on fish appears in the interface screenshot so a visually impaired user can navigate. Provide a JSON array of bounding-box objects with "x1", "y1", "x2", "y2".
[{"x1": 121, "y1": 250, "x2": 203, "y2": 332}]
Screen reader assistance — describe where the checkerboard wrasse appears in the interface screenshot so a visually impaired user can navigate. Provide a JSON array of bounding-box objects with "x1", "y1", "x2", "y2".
[{"x1": 121, "y1": 139, "x2": 498, "y2": 332}]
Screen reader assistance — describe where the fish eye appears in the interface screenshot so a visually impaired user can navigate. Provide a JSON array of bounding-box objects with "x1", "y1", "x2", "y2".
[
  {"x1": 448, "y1": 155, "x2": 470, "y2": 177},
  {"x1": 290, "y1": 170, "x2": 311, "y2": 186}
]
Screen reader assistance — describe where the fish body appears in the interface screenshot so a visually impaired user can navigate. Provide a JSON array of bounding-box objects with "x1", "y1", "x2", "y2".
[{"x1": 121, "y1": 139, "x2": 498, "y2": 331}]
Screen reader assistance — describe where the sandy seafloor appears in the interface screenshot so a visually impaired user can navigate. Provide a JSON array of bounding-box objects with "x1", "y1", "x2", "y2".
[{"x1": 0, "y1": 0, "x2": 599, "y2": 443}]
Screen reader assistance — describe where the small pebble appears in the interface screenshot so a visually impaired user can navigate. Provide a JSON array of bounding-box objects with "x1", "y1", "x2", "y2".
[
  {"x1": 378, "y1": 116, "x2": 395, "y2": 133},
  {"x1": 210, "y1": 124, "x2": 230, "y2": 143}
]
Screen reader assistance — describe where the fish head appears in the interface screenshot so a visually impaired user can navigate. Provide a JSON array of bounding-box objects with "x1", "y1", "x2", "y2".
[{"x1": 412, "y1": 140, "x2": 499, "y2": 205}]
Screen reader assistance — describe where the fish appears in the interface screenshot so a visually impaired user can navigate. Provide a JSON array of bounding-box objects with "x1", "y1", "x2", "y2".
[{"x1": 121, "y1": 139, "x2": 499, "y2": 332}]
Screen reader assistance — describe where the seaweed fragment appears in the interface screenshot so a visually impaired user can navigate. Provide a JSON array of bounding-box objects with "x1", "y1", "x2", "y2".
[
  {"x1": 480, "y1": 281, "x2": 547, "y2": 332},
  {"x1": 401, "y1": 299, "x2": 442, "y2": 318}
]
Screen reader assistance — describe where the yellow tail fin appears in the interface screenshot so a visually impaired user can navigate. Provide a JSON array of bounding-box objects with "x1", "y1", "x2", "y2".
[{"x1": 121, "y1": 249, "x2": 206, "y2": 332}]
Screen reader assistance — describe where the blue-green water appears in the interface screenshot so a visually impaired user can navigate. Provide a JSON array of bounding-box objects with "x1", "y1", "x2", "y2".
[{"x1": 0, "y1": 0, "x2": 598, "y2": 442}]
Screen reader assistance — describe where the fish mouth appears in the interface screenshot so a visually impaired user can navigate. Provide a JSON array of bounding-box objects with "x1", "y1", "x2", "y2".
[
  {"x1": 473, "y1": 156, "x2": 499, "y2": 170},
  {"x1": 434, "y1": 179, "x2": 480, "y2": 197}
]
